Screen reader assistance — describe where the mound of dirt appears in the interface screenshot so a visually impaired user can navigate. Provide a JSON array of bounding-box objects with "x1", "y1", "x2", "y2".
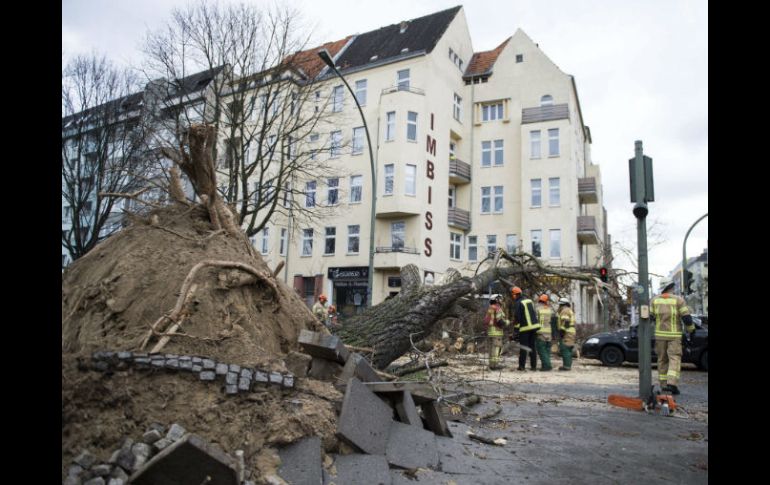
[{"x1": 61, "y1": 204, "x2": 335, "y2": 479}]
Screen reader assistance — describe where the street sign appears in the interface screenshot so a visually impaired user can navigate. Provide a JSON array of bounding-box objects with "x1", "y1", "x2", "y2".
[{"x1": 629, "y1": 155, "x2": 654, "y2": 203}]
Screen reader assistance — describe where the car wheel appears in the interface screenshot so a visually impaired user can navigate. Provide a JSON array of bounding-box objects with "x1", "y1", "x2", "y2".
[
  {"x1": 698, "y1": 349, "x2": 708, "y2": 371},
  {"x1": 599, "y1": 346, "x2": 624, "y2": 367}
]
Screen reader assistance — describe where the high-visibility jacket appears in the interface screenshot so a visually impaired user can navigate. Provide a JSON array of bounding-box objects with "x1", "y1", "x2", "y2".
[
  {"x1": 536, "y1": 304, "x2": 555, "y2": 340},
  {"x1": 513, "y1": 297, "x2": 541, "y2": 332},
  {"x1": 312, "y1": 302, "x2": 328, "y2": 323},
  {"x1": 558, "y1": 307, "x2": 576, "y2": 336},
  {"x1": 650, "y1": 293, "x2": 693, "y2": 341},
  {"x1": 484, "y1": 303, "x2": 510, "y2": 336}
]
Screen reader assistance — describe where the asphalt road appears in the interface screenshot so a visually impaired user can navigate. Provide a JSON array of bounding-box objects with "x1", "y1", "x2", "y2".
[{"x1": 389, "y1": 357, "x2": 708, "y2": 484}]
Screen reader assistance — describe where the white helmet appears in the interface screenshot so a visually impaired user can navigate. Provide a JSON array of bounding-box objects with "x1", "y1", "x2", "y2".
[
  {"x1": 490, "y1": 294, "x2": 502, "y2": 302},
  {"x1": 558, "y1": 297, "x2": 570, "y2": 305}
]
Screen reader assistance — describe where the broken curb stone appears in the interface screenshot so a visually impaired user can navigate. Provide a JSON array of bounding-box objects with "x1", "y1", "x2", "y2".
[
  {"x1": 337, "y1": 378, "x2": 394, "y2": 455},
  {"x1": 74, "y1": 450, "x2": 97, "y2": 469}
]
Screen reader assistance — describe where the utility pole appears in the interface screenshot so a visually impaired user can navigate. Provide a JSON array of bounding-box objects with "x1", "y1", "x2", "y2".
[{"x1": 629, "y1": 140, "x2": 654, "y2": 401}]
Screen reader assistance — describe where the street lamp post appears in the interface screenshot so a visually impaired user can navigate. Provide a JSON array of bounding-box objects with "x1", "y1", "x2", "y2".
[
  {"x1": 318, "y1": 48, "x2": 377, "y2": 307},
  {"x1": 681, "y1": 213, "x2": 707, "y2": 294}
]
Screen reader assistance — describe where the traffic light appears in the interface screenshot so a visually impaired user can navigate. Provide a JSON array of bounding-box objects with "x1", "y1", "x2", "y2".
[
  {"x1": 683, "y1": 270, "x2": 694, "y2": 295},
  {"x1": 599, "y1": 267, "x2": 609, "y2": 283}
]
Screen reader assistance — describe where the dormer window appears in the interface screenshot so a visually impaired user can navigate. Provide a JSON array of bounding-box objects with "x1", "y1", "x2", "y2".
[
  {"x1": 540, "y1": 95, "x2": 553, "y2": 106},
  {"x1": 399, "y1": 21, "x2": 408, "y2": 33}
]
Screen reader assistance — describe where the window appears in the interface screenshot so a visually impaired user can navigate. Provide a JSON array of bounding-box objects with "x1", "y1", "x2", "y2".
[
  {"x1": 481, "y1": 186, "x2": 491, "y2": 213},
  {"x1": 493, "y1": 186, "x2": 503, "y2": 213},
  {"x1": 305, "y1": 181, "x2": 316, "y2": 208},
  {"x1": 481, "y1": 141, "x2": 491, "y2": 167},
  {"x1": 405, "y1": 164, "x2": 416, "y2": 196},
  {"x1": 450, "y1": 233, "x2": 462, "y2": 260},
  {"x1": 261, "y1": 227, "x2": 270, "y2": 255},
  {"x1": 327, "y1": 178, "x2": 339, "y2": 205},
  {"x1": 493, "y1": 140, "x2": 504, "y2": 165},
  {"x1": 541, "y1": 95, "x2": 553, "y2": 106},
  {"x1": 486, "y1": 235, "x2": 497, "y2": 256},
  {"x1": 280, "y1": 228, "x2": 287, "y2": 256},
  {"x1": 482, "y1": 102, "x2": 504, "y2": 122},
  {"x1": 348, "y1": 225, "x2": 360, "y2": 253},
  {"x1": 531, "y1": 230, "x2": 542, "y2": 257},
  {"x1": 309, "y1": 133, "x2": 320, "y2": 142},
  {"x1": 397, "y1": 69, "x2": 410, "y2": 90},
  {"x1": 391, "y1": 222, "x2": 405, "y2": 249},
  {"x1": 549, "y1": 177, "x2": 560, "y2": 206},
  {"x1": 448, "y1": 185, "x2": 456, "y2": 208},
  {"x1": 302, "y1": 229, "x2": 313, "y2": 256},
  {"x1": 352, "y1": 127, "x2": 364, "y2": 154},
  {"x1": 530, "y1": 179, "x2": 543, "y2": 207},
  {"x1": 407, "y1": 111, "x2": 418, "y2": 141},
  {"x1": 355, "y1": 79, "x2": 367, "y2": 106},
  {"x1": 530, "y1": 130, "x2": 541, "y2": 159},
  {"x1": 384, "y1": 164, "x2": 394, "y2": 195},
  {"x1": 548, "y1": 128, "x2": 560, "y2": 156},
  {"x1": 388, "y1": 277, "x2": 402, "y2": 288},
  {"x1": 516, "y1": 54, "x2": 523, "y2": 63},
  {"x1": 468, "y1": 236, "x2": 478, "y2": 261},
  {"x1": 62, "y1": 205, "x2": 71, "y2": 223},
  {"x1": 506, "y1": 234, "x2": 519, "y2": 254},
  {"x1": 325, "y1": 227, "x2": 336, "y2": 255},
  {"x1": 549, "y1": 229, "x2": 561, "y2": 258},
  {"x1": 386, "y1": 111, "x2": 396, "y2": 141},
  {"x1": 283, "y1": 182, "x2": 291, "y2": 208},
  {"x1": 350, "y1": 175, "x2": 362, "y2": 203},
  {"x1": 332, "y1": 85, "x2": 344, "y2": 112},
  {"x1": 453, "y1": 93, "x2": 462, "y2": 121},
  {"x1": 330, "y1": 130, "x2": 342, "y2": 157}
]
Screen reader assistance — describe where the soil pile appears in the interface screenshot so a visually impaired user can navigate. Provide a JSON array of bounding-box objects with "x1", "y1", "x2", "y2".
[{"x1": 61, "y1": 204, "x2": 337, "y2": 480}]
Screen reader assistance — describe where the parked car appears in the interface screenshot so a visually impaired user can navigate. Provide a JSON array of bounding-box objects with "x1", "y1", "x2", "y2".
[{"x1": 581, "y1": 316, "x2": 708, "y2": 370}]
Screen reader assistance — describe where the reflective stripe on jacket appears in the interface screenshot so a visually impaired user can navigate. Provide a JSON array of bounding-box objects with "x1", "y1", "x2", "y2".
[
  {"x1": 536, "y1": 305, "x2": 554, "y2": 338},
  {"x1": 651, "y1": 293, "x2": 693, "y2": 340},
  {"x1": 514, "y1": 298, "x2": 541, "y2": 332},
  {"x1": 558, "y1": 307, "x2": 576, "y2": 335},
  {"x1": 484, "y1": 303, "x2": 510, "y2": 336}
]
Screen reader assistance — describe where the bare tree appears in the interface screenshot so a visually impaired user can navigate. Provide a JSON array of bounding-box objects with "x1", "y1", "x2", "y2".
[
  {"x1": 141, "y1": 0, "x2": 347, "y2": 238},
  {"x1": 61, "y1": 53, "x2": 151, "y2": 263}
]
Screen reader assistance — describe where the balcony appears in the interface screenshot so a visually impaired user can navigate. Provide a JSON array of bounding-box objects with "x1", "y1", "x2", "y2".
[
  {"x1": 577, "y1": 215, "x2": 599, "y2": 245},
  {"x1": 381, "y1": 85, "x2": 426, "y2": 96},
  {"x1": 374, "y1": 246, "x2": 420, "y2": 269},
  {"x1": 449, "y1": 157, "x2": 471, "y2": 185},
  {"x1": 578, "y1": 177, "x2": 598, "y2": 204},
  {"x1": 521, "y1": 103, "x2": 569, "y2": 124},
  {"x1": 376, "y1": 197, "x2": 421, "y2": 219},
  {"x1": 448, "y1": 207, "x2": 470, "y2": 231}
]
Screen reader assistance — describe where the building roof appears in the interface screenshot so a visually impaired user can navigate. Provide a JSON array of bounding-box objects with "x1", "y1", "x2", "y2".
[
  {"x1": 62, "y1": 91, "x2": 145, "y2": 128},
  {"x1": 463, "y1": 37, "x2": 511, "y2": 79},
  {"x1": 167, "y1": 65, "x2": 226, "y2": 99},
  {"x1": 283, "y1": 36, "x2": 354, "y2": 79},
  {"x1": 334, "y1": 6, "x2": 462, "y2": 71}
]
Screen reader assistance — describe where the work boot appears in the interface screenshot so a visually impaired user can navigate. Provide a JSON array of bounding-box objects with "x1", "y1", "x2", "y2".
[
  {"x1": 558, "y1": 366, "x2": 571, "y2": 371},
  {"x1": 517, "y1": 366, "x2": 526, "y2": 371},
  {"x1": 539, "y1": 367, "x2": 553, "y2": 372},
  {"x1": 664, "y1": 384, "x2": 680, "y2": 395}
]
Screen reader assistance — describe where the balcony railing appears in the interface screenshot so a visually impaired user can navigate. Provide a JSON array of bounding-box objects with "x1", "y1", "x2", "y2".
[
  {"x1": 381, "y1": 85, "x2": 425, "y2": 96},
  {"x1": 449, "y1": 157, "x2": 471, "y2": 184},
  {"x1": 375, "y1": 246, "x2": 419, "y2": 254},
  {"x1": 522, "y1": 103, "x2": 569, "y2": 124},
  {"x1": 448, "y1": 207, "x2": 470, "y2": 231},
  {"x1": 578, "y1": 177, "x2": 598, "y2": 204},
  {"x1": 577, "y1": 215, "x2": 599, "y2": 245}
]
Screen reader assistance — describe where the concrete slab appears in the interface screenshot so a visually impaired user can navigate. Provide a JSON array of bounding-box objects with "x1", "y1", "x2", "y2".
[
  {"x1": 420, "y1": 401, "x2": 452, "y2": 437},
  {"x1": 386, "y1": 421, "x2": 439, "y2": 470},
  {"x1": 337, "y1": 378, "x2": 395, "y2": 455},
  {"x1": 308, "y1": 357, "x2": 343, "y2": 382},
  {"x1": 129, "y1": 433, "x2": 238, "y2": 485},
  {"x1": 334, "y1": 454, "x2": 391, "y2": 485},
  {"x1": 277, "y1": 437, "x2": 322, "y2": 485},
  {"x1": 393, "y1": 391, "x2": 422, "y2": 428},
  {"x1": 365, "y1": 382, "x2": 438, "y2": 403},
  {"x1": 337, "y1": 353, "x2": 380, "y2": 389},
  {"x1": 298, "y1": 330, "x2": 350, "y2": 364}
]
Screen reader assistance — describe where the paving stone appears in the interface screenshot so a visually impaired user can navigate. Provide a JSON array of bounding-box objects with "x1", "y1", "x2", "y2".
[
  {"x1": 386, "y1": 421, "x2": 439, "y2": 469},
  {"x1": 133, "y1": 357, "x2": 151, "y2": 369},
  {"x1": 238, "y1": 377, "x2": 252, "y2": 391},
  {"x1": 179, "y1": 360, "x2": 193, "y2": 371},
  {"x1": 91, "y1": 464, "x2": 112, "y2": 476},
  {"x1": 284, "y1": 351, "x2": 312, "y2": 377},
  {"x1": 133, "y1": 353, "x2": 148, "y2": 359},
  {"x1": 253, "y1": 370, "x2": 269, "y2": 384},
  {"x1": 129, "y1": 433, "x2": 238, "y2": 485},
  {"x1": 191, "y1": 356, "x2": 203, "y2": 365},
  {"x1": 277, "y1": 437, "x2": 322, "y2": 485},
  {"x1": 110, "y1": 466, "x2": 129, "y2": 481},
  {"x1": 240, "y1": 368, "x2": 253, "y2": 380},
  {"x1": 334, "y1": 454, "x2": 391, "y2": 485},
  {"x1": 308, "y1": 357, "x2": 343, "y2": 381},
  {"x1": 420, "y1": 401, "x2": 452, "y2": 437},
  {"x1": 67, "y1": 464, "x2": 84, "y2": 478},
  {"x1": 225, "y1": 372, "x2": 238, "y2": 385},
  {"x1": 191, "y1": 364, "x2": 203, "y2": 373},
  {"x1": 225, "y1": 384, "x2": 239, "y2": 394},
  {"x1": 94, "y1": 361, "x2": 110, "y2": 372},
  {"x1": 106, "y1": 478, "x2": 125, "y2": 485},
  {"x1": 269, "y1": 371, "x2": 284, "y2": 385},
  {"x1": 282, "y1": 374, "x2": 295, "y2": 388},
  {"x1": 109, "y1": 439, "x2": 136, "y2": 472},
  {"x1": 165, "y1": 359, "x2": 179, "y2": 370},
  {"x1": 83, "y1": 478, "x2": 105, "y2": 485},
  {"x1": 338, "y1": 353, "x2": 380, "y2": 388},
  {"x1": 393, "y1": 391, "x2": 423, "y2": 427},
  {"x1": 117, "y1": 351, "x2": 133, "y2": 361},
  {"x1": 153, "y1": 438, "x2": 174, "y2": 452},
  {"x1": 63, "y1": 477, "x2": 80, "y2": 485},
  {"x1": 216, "y1": 363, "x2": 229, "y2": 375},
  {"x1": 74, "y1": 450, "x2": 98, "y2": 469},
  {"x1": 150, "y1": 359, "x2": 165, "y2": 369},
  {"x1": 337, "y1": 378, "x2": 395, "y2": 455},
  {"x1": 166, "y1": 423, "x2": 187, "y2": 442},
  {"x1": 131, "y1": 443, "x2": 152, "y2": 469},
  {"x1": 164, "y1": 354, "x2": 179, "y2": 360},
  {"x1": 298, "y1": 329, "x2": 350, "y2": 364},
  {"x1": 141, "y1": 429, "x2": 163, "y2": 445},
  {"x1": 178, "y1": 355, "x2": 191, "y2": 362},
  {"x1": 202, "y1": 359, "x2": 216, "y2": 370},
  {"x1": 228, "y1": 364, "x2": 241, "y2": 374},
  {"x1": 435, "y1": 437, "x2": 475, "y2": 474},
  {"x1": 199, "y1": 370, "x2": 216, "y2": 381}
]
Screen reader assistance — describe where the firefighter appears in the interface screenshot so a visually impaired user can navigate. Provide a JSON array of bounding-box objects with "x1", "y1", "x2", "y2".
[
  {"x1": 650, "y1": 281, "x2": 694, "y2": 395},
  {"x1": 510, "y1": 287, "x2": 540, "y2": 371},
  {"x1": 535, "y1": 294, "x2": 556, "y2": 371},
  {"x1": 557, "y1": 298, "x2": 576, "y2": 371},
  {"x1": 327, "y1": 304, "x2": 339, "y2": 328},
  {"x1": 483, "y1": 294, "x2": 510, "y2": 370},
  {"x1": 312, "y1": 294, "x2": 329, "y2": 326}
]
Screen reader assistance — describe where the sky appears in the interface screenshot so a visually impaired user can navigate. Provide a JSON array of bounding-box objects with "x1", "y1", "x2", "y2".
[{"x1": 62, "y1": 0, "x2": 708, "y2": 288}]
